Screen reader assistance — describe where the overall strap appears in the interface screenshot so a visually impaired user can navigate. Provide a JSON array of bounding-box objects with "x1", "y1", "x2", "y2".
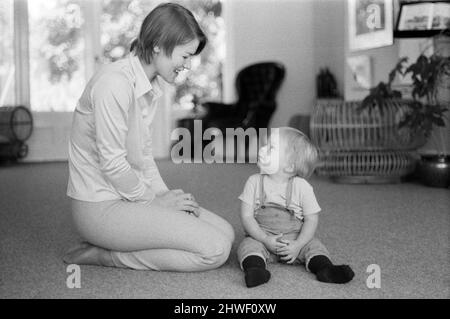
[
  {"x1": 285, "y1": 177, "x2": 294, "y2": 210},
  {"x1": 258, "y1": 174, "x2": 294, "y2": 213},
  {"x1": 258, "y1": 174, "x2": 266, "y2": 207}
]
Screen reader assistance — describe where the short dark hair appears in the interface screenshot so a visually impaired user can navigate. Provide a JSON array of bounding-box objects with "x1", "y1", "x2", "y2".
[{"x1": 130, "y1": 3, "x2": 207, "y2": 63}]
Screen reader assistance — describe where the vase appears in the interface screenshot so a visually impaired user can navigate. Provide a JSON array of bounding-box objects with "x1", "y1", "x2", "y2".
[{"x1": 416, "y1": 155, "x2": 450, "y2": 188}]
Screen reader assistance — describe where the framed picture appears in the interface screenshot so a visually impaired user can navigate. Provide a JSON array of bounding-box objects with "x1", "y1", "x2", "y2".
[
  {"x1": 348, "y1": 0, "x2": 394, "y2": 51},
  {"x1": 347, "y1": 55, "x2": 372, "y2": 90},
  {"x1": 395, "y1": 1, "x2": 450, "y2": 38}
]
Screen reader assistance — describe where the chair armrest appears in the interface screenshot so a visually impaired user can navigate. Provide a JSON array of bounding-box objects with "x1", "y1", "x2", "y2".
[
  {"x1": 242, "y1": 100, "x2": 276, "y2": 128},
  {"x1": 202, "y1": 102, "x2": 237, "y2": 117},
  {"x1": 242, "y1": 109, "x2": 256, "y2": 128}
]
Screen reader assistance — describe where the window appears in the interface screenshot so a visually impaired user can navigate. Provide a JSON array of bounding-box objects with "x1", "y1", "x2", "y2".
[
  {"x1": 100, "y1": 0, "x2": 155, "y2": 63},
  {"x1": 2, "y1": 0, "x2": 224, "y2": 112},
  {"x1": 99, "y1": 0, "x2": 224, "y2": 111},
  {"x1": 171, "y1": 0, "x2": 225, "y2": 111},
  {"x1": 28, "y1": 0, "x2": 86, "y2": 111},
  {"x1": 1, "y1": 0, "x2": 224, "y2": 161}
]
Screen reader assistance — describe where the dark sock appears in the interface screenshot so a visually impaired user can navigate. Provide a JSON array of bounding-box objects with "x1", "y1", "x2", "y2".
[
  {"x1": 308, "y1": 255, "x2": 354, "y2": 284},
  {"x1": 308, "y1": 255, "x2": 333, "y2": 273},
  {"x1": 242, "y1": 255, "x2": 271, "y2": 288}
]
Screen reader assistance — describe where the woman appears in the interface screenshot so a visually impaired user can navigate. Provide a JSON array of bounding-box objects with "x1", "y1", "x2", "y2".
[{"x1": 63, "y1": 3, "x2": 234, "y2": 272}]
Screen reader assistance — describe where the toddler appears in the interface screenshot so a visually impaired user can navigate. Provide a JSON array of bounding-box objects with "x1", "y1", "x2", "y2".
[{"x1": 237, "y1": 127, "x2": 354, "y2": 288}]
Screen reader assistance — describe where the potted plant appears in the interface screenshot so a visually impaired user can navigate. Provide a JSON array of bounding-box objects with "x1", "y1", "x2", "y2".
[
  {"x1": 398, "y1": 53, "x2": 450, "y2": 188},
  {"x1": 361, "y1": 50, "x2": 450, "y2": 187},
  {"x1": 358, "y1": 56, "x2": 429, "y2": 151}
]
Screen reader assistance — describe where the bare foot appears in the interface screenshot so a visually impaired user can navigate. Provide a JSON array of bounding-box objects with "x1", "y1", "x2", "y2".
[
  {"x1": 63, "y1": 242, "x2": 113, "y2": 267},
  {"x1": 64, "y1": 241, "x2": 90, "y2": 256}
]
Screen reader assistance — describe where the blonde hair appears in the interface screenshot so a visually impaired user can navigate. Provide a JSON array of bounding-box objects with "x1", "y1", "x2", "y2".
[{"x1": 279, "y1": 127, "x2": 319, "y2": 178}]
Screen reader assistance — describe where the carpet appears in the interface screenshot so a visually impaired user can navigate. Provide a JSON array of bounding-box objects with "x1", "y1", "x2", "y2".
[{"x1": 0, "y1": 161, "x2": 448, "y2": 298}]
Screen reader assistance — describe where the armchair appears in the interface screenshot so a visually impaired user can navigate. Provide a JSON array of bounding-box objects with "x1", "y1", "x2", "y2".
[
  {"x1": 174, "y1": 62, "x2": 285, "y2": 161},
  {"x1": 201, "y1": 61, "x2": 286, "y2": 133}
]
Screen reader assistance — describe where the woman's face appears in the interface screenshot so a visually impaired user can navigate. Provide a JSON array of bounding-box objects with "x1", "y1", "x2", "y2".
[{"x1": 154, "y1": 38, "x2": 200, "y2": 84}]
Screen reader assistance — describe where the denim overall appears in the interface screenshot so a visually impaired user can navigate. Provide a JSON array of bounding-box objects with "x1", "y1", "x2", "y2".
[
  {"x1": 237, "y1": 174, "x2": 330, "y2": 269},
  {"x1": 255, "y1": 174, "x2": 302, "y2": 236}
]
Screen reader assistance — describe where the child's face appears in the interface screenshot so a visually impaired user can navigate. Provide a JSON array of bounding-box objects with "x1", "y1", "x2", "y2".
[{"x1": 258, "y1": 130, "x2": 291, "y2": 175}]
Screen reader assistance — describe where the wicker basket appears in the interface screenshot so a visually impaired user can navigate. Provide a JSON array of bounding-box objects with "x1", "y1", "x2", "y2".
[
  {"x1": 310, "y1": 99, "x2": 422, "y2": 183},
  {"x1": 310, "y1": 99, "x2": 426, "y2": 151},
  {"x1": 315, "y1": 150, "x2": 417, "y2": 183}
]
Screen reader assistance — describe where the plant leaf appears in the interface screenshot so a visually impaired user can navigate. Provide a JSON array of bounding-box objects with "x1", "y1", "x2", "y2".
[{"x1": 433, "y1": 117, "x2": 446, "y2": 127}]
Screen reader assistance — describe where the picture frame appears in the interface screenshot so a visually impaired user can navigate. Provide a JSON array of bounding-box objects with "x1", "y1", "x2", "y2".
[
  {"x1": 394, "y1": 1, "x2": 450, "y2": 38},
  {"x1": 347, "y1": 55, "x2": 372, "y2": 90},
  {"x1": 348, "y1": 0, "x2": 394, "y2": 51}
]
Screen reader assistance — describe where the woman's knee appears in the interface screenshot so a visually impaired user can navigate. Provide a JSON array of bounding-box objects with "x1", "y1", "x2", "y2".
[
  {"x1": 222, "y1": 221, "x2": 235, "y2": 243},
  {"x1": 199, "y1": 207, "x2": 235, "y2": 243},
  {"x1": 198, "y1": 235, "x2": 232, "y2": 269}
]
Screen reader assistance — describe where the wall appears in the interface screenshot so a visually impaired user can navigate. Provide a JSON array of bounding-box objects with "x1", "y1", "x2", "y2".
[
  {"x1": 312, "y1": 0, "x2": 346, "y2": 100},
  {"x1": 344, "y1": 0, "x2": 400, "y2": 101},
  {"x1": 222, "y1": 0, "x2": 362, "y2": 125},
  {"x1": 223, "y1": 0, "x2": 449, "y2": 153},
  {"x1": 223, "y1": 0, "x2": 315, "y2": 128},
  {"x1": 341, "y1": 0, "x2": 449, "y2": 154}
]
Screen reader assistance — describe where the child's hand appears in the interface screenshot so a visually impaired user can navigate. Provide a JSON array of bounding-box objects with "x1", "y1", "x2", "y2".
[
  {"x1": 277, "y1": 240, "x2": 303, "y2": 264},
  {"x1": 263, "y1": 234, "x2": 287, "y2": 254}
]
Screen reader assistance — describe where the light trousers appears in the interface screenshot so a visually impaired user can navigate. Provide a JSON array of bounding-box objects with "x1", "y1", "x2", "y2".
[
  {"x1": 237, "y1": 204, "x2": 330, "y2": 272},
  {"x1": 70, "y1": 199, "x2": 235, "y2": 272}
]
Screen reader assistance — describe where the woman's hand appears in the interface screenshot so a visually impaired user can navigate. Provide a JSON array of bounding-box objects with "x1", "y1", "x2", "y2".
[{"x1": 153, "y1": 189, "x2": 200, "y2": 216}]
